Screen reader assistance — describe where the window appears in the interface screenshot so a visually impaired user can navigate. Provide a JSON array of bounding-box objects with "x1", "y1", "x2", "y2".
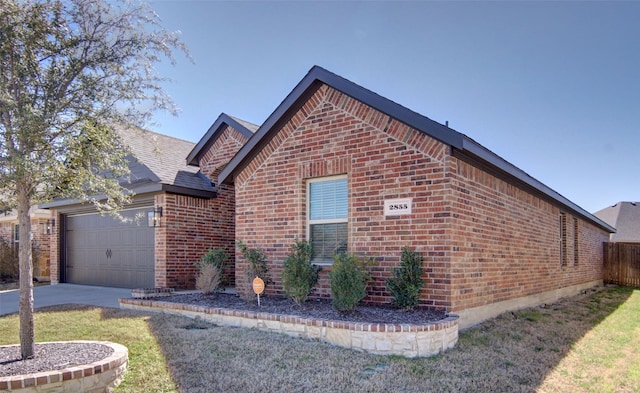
[
  {"x1": 13, "y1": 224, "x2": 19, "y2": 244},
  {"x1": 560, "y1": 213, "x2": 579, "y2": 267},
  {"x1": 307, "y1": 176, "x2": 348, "y2": 263},
  {"x1": 560, "y1": 213, "x2": 567, "y2": 266},
  {"x1": 573, "y1": 217, "x2": 579, "y2": 266}
]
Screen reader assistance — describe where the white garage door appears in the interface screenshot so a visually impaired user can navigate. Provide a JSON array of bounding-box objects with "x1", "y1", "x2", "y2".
[{"x1": 65, "y1": 208, "x2": 155, "y2": 288}]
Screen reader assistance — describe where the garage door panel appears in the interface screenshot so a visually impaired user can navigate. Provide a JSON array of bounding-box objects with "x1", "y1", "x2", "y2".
[{"x1": 65, "y1": 208, "x2": 155, "y2": 288}]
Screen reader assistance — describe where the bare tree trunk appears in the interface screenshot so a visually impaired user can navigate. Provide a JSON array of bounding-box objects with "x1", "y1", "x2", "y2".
[{"x1": 17, "y1": 183, "x2": 34, "y2": 360}]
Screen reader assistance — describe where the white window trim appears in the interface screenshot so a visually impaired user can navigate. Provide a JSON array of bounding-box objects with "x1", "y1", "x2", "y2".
[{"x1": 306, "y1": 175, "x2": 348, "y2": 265}]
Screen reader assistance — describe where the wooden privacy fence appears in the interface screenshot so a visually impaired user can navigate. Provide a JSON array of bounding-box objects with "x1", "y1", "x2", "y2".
[{"x1": 603, "y1": 242, "x2": 640, "y2": 288}]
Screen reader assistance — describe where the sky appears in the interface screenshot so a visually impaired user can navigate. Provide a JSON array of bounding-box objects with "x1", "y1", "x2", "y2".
[{"x1": 145, "y1": 0, "x2": 639, "y2": 214}]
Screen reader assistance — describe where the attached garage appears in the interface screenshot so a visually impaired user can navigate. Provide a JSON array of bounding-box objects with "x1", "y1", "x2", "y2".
[
  {"x1": 42, "y1": 126, "x2": 234, "y2": 289},
  {"x1": 63, "y1": 208, "x2": 154, "y2": 288}
]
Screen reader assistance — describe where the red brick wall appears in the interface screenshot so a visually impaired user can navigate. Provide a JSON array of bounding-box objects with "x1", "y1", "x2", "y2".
[
  {"x1": 235, "y1": 84, "x2": 453, "y2": 307},
  {"x1": 200, "y1": 125, "x2": 249, "y2": 180},
  {"x1": 447, "y1": 159, "x2": 609, "y2": 312},
  {"x1": 154, "y1": 192, "x2": 236, "y2": 289},
  {"x1": 155, "y1": 124, "x2": 249, "y2": 289},
  {"x1": 234, "y1": 83, "x2": 610, "y2": 312}
]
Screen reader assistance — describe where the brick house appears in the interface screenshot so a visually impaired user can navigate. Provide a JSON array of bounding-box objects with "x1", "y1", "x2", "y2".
[
  {"x1": 0, "y1": 208, "x2": 51, "y2": 281},
  {"x1": 594, "y1": 202, "x2": 640, "y2": 242},
  {"x1": 42, "y1": 114, "x2": 255, "y2": 289},
  {"x1": 218, "y1": 66, "x2": 614, "y2": 328}
]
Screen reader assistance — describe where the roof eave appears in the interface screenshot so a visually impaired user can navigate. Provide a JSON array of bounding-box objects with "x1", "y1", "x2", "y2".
[
  {"x1": 216, "y1": 65, "x2": 612, "y2": 234},
  {"x1": 457, "y1": 137, "x2": 615, "y2": 233},
  {"x1": 39, "y1": 183, "x2": 216, "y2": 210},
  {"x1": 187, "y1": 113, "x2": 255, "y2": 167},
  {"x1": 219, "y1": 65, "x2": 466, "y2": 185}
]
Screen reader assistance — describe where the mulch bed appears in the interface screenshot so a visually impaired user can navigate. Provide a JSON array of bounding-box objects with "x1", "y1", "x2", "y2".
[
  {"x1": 0, "y1": 342, "x2": 113, "y2": 378},
  {"x1": 159, "y1": 292, "x2": 448, "y2": 325},
  {"x1": 0, "y1": 292, "x2": 447, "y2": 378}
]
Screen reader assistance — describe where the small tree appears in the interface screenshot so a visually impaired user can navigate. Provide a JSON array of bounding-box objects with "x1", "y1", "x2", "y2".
[
  {"x1": 386, "y1": 246, "x2": 425, "y2": 310},
  {"x1": 195, "y1": 249, "x2": 227, "y2": 295},
  {"x1": 237, "y1": 240, "x2": 271, "y2": 302},
  {"x1": 329, "y1": 252, "x2": 371, "y2": 312},
  {"x1": 0, "y1": 0, "x2": 187, "y2": 359},
  {"x1": 282, "y1": 240, "x2": 321, "y2": 305}
]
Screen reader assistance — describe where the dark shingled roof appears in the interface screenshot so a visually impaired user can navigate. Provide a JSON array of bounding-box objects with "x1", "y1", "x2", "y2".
[
  {"x1": 41, "y1": 126, "x2": 216, "y2": 209},
  {"x1": 119, "y1": 127, "x2": 216, "y2": 196},
  {"x1": 218, "y1": 65, "x2": 614, "y2": 233},
  {"x1": 594, "y1": 202, "x2": 640, "y2": 242}
]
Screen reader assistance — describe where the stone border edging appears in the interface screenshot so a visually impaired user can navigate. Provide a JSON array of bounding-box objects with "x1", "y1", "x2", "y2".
[
  {"x1": 0, "y1": 341, "x2": 128, "y2": 392},
  {"x1": 131, "y1": 287, "x2": 174, "y2": 299},
  {"x1": 120, "y1": 298, "x2": 458, "y2": 358}
]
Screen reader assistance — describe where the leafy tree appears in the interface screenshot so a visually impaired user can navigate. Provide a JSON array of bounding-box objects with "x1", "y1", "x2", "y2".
[{"x1": 0, "y1": 0, "x2": 187, "y2": 359}]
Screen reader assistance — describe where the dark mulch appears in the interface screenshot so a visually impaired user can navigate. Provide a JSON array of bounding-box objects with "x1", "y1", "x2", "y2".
[
  {"x1": 159, "y1": 292, "x2": 448, "y2": 325},
  {"x1": 0, "y1": 342, "x2": 113, "y2": 377}
]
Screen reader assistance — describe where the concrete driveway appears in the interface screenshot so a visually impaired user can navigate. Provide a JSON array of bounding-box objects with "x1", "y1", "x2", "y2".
[{"x1": 0, "y1": 284, "x2": 131, "y2": 316}]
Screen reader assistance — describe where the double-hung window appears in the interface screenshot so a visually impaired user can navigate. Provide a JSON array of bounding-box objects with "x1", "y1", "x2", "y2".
[{"x1": 307, "y1": 176, "x2": 348, "y2": 263}]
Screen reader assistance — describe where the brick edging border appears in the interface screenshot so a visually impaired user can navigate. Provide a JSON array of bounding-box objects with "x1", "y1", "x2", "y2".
[
  {"x1": 120, "y1": 297, "x2": 459, "y2": 357},
  {"x1": 0, "y1": 341, "x2": 128, "y2": 392}
]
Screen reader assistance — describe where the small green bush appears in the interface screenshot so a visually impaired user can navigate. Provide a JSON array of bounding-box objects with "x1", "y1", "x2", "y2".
[
  {"x1": 386, "y1": 246, "x2": 425, "y2": 310},
  {"x1": 282, "y1": 240, "x2": 321, "y2": 305},
  {"x1": 198, "y1": 248, "x2": 228, "y2": 270},
  {"x1": 195, "y1": 249, "x2": 228, "y2": 294},
  {"x1": 0, "y1": 237, "x2": 18, "y2": 280},
  {"x1": 329, "y1": 252, "x2": 371, "y2": 312},
  {"x1": 237, "y1": 240, "x2": 271, "y2": 302}
]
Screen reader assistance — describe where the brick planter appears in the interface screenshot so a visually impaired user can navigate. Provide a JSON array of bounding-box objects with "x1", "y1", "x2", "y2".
[
  {"x1": 120, "y1": 298, "x2": 459, "y2": 358},
  {"x1": 0, "y1": 341, "x2": 128, "y2": 393}
]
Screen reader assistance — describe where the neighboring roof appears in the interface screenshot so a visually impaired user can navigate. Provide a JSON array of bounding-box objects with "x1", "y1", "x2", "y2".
[
  {"x1": 594, "y1": 202, "x2": 640, "y2": 241},
  {"x1": 219, "y1": 65, "x2": 614, "y2": 233},
  {"x1": 41, "y1": 127, "x2": 216, "y2": 209},
  {"x1": 0, "y1": 208, "x2": 50, "y2": 223},
  {"x1": 119, "y1": 127, "x2": 216, "y2": 195},
  {"x1": 186, "y1": 113, "x2": 257, "y2": 167}
]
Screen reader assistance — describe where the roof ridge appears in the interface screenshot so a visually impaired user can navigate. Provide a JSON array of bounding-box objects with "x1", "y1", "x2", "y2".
[{"x1": 134, "y1": 126, "x2": 196, "y2": 145}]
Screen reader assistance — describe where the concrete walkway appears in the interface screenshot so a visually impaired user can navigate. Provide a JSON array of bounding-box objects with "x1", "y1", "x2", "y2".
[{"x1": 0, "y1": 284, "x2": 131, "y2": 316}]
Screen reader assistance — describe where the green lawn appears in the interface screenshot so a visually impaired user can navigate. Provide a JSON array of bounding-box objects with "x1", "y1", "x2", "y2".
[{"x1": 1, "y1": 286, "x2": 638, "y2": 393}]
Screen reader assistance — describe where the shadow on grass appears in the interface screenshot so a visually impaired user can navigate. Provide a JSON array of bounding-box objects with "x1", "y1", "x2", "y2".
[
  {"x1": 4, "y1": 286, "x2": 634, "y2": 392},
  {"x1": 139, "y1": 285, "x2": 637, "y2": 393}
]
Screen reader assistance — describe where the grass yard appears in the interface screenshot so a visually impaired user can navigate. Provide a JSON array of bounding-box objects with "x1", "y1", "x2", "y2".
[{"x1": 1, "y1": 285, "x2": 639, "y2": 392}]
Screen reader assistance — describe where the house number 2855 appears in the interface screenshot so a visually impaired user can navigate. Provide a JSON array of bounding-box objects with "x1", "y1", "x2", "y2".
[{"x1": 384, "y1": 198, "x2": 412, "y2": 216}]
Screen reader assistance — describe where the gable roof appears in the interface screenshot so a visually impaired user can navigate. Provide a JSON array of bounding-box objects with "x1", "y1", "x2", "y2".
[
  {"x1": 119, "y1": 127, "x2": 216, "y2": 196},
  {"x1": 41, "y1": 127, "x2": 216, "y2": 209},
  {"x1": 594, "y1": 202, "x2": 640, "y2": 241},
  {"x1": 219, "y1": 65, "x2": 614, "y2": 233},
  {"x1": 186, "y1": 113, "x2": 257, "y2": 167}
]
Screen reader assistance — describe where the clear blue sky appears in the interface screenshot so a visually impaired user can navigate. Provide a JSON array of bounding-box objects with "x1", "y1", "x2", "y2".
[{"x1": 147, "y1": 0, "x2": 639, "y2": 214}]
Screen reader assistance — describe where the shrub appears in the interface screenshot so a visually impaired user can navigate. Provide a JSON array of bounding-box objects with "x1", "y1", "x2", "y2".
[
  {"x1": 282, "y1": 240, "x2": 321, "y2": 305},
  {"x1": 195, "y1": 249, "x2": 227, "y2": 295},
  {"x1": 329, "y1": 252, "x2": 372, "y2": 312},
  {"x1": 0, "y1": 237, "x2": 18, "y2": 280},
  {"x1": 237, "y1": 240, "x2": 271, "y2": 302},
  {"x1": 386, "y1": 246, "x2": 425, "y2": 310}
]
